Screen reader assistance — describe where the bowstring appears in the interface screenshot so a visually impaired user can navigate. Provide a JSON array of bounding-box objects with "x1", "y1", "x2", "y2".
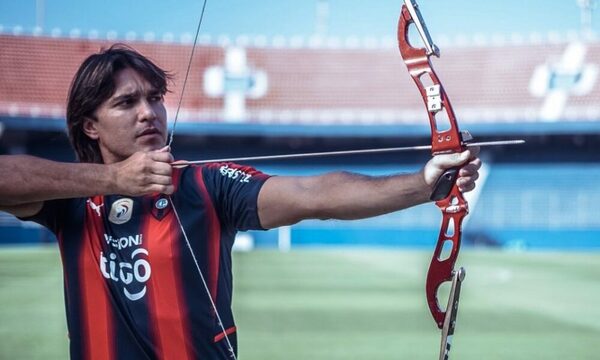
[
  {"x1": 167, "y1": 0, "x2": 208, "y2": 147},
  {"x1": 170, "y1": 196, "x2": 238, "y2": 359},
  {"x1": 167, "y1": 1, "x2": 238, "y2": 358}
]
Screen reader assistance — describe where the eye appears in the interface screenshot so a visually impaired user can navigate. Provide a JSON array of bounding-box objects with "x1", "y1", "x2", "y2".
[
  {"x1": 149, "y1": 93, "x2": 164, "y2": 102},
  {"x1": 116, "y1": 97, "x2": 136, "y2": 107}
]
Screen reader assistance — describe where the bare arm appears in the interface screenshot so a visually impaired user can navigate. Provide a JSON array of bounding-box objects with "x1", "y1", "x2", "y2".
[
  {"x1": 258, "y1": 149, "x2": 481, "y2": 229},
  {"x1": 0, "y1": 149, "x2": 174, "y2": 217}
]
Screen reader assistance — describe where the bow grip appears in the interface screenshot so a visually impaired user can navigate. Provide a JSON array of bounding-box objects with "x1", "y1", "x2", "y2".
[{"x1": 430, "y1": 167, "x2": 459, "y2": 201}]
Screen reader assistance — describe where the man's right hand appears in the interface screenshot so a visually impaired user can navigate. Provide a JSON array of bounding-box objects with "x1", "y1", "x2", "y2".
[{"x1": 110, "y1": 146, "x2": 174, "y2": 196}]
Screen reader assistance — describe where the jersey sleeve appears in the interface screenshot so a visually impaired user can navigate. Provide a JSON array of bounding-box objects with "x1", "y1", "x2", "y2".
[
  {"x1": 199, "y1": 163, "x2": 272, "y2": 231},
  {"x1": 19, "y1": 198, "x2": 73, "y2": 235}
]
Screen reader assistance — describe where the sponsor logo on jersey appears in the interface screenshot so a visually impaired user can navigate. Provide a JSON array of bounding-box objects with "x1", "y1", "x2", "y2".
[
  {"x1": 219, "y1": 164, "x2": 252, "y2": 183},
  {"x1": 100, "y1": 247, "x2": 151, "y2": 301},
  {"x1": 104, "y1": 233, "x2": 143, "y2": 250}
]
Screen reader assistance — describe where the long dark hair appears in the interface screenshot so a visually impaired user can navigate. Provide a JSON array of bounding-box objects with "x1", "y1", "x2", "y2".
[{"x1": 66, "y1": 44, "x2": 172, "y2": 163}]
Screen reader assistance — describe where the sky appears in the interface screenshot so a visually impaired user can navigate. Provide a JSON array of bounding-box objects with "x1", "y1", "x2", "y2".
[{"x1": 0, "y1": 0, "x2": 598, "y2": 42}]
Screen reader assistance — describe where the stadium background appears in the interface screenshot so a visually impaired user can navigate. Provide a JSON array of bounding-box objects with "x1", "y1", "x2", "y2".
[{"x1": 0, "y1": 0, "x2": 599, "y2": 359}]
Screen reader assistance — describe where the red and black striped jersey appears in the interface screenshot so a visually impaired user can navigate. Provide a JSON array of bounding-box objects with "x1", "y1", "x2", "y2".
[{"x1": 27, "y1": 163, "x2": 270, "y2": 360}]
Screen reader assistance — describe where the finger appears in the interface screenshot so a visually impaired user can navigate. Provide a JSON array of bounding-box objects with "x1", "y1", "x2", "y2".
[
  {"x1": 158, "y1": 145, "x2": 171, "y2": 153},
  {"x1": 457, "y1": 171, "x2": 479, "y2": 186},
  {"x1": 171, "y1": 160, "x2": 189, "y2": 169},
  {"x1": 458, "y1": 161, "x2": 481, "y2": 176},
  {"x1": 433, "y1": 151, "x2": 470, "y2": 168},
  {"x1": 458, "y1": 181, "x2": 476, "y2": 193},
  {"x1": 148, "y1": 174, "x2": 173, "y2": 186},
  {"x1": 151, "y1": 162, "x2": 173, "y2": 176},
  {"x1": 151, "y1": 151, "x2": 174, "y2": 163},
  {"x1": 148, "y1": 184, "x2": 175, "y2": 196},
  {"x1": 468, "y1": 157, "x2": 482, "y2": 169}
]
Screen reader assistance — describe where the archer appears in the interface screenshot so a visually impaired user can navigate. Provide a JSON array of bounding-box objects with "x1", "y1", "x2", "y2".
[{"x1": 0, "y1": 44, "x2": 481, "y2": 359}]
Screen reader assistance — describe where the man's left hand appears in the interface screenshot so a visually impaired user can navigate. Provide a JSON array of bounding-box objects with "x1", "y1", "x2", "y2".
[{"x1": 423, "y1": 147, "x2": 482, "y2": 194}]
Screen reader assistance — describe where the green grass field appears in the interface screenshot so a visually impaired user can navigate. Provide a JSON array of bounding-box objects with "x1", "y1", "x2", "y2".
[{"x1": 1, "y1": 246, "x2": 599, "y2": 359}]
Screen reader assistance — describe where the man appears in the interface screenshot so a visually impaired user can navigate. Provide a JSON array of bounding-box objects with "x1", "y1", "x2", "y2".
[{"x1": 0, "y1": 45, "x2": 481, "y2": 359}]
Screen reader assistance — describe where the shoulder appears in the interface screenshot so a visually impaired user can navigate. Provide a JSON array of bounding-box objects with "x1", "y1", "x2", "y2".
[
  {"x1": 15, "y1": 197, "x2": 86, "y2": 233},
  {"x1": 177, "y1": 163, "x2": 270, "y2": 188},
  {"x1": 1, "y1": 202, "x2": 44, "y2": 218}
]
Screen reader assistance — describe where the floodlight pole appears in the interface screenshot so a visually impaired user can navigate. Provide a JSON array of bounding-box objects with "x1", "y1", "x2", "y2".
[
  {"x1": 577, "y1": 0, "x2": 596, "y2": 39},
  {"x1": 35, "y1": 0, "x2": 45, "y2": 29}
]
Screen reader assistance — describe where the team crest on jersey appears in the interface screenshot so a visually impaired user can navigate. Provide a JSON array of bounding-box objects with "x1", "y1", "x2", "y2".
[
  {"x1": 155, "y1": 198, "x2": 169, "y2": 209},
  {"x1": 151, "y1": 196, "x2": 171, "y2": 221},
  {"x1": 108, "y1": 198, "x2": 134, "y2": 224}
]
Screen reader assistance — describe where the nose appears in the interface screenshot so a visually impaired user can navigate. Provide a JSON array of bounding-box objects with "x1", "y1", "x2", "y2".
[{"x1": 138, "y1": 98, "x2": 157, "y2": 122}]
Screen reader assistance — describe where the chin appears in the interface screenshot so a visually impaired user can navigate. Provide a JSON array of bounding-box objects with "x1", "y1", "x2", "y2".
[{"x1": 137, "y1": 135, "x2": 167, "y2": 150}]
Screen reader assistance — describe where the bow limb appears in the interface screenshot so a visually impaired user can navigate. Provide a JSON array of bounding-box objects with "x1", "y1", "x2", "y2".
[
  {"x1": 397, "y1": 0, "x2": 469, "y2": 330},
  {"x1": 398, "y1": 0, "x2": 466, "y2": 155}
]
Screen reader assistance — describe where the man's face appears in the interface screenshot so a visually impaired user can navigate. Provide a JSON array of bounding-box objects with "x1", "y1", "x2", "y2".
[{"x1": 83, "y1": 67, "x2": 168, "y2": 164}]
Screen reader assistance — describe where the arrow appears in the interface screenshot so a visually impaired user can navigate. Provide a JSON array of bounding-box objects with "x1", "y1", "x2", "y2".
[{"x1": 171, "y1": 139, "x2": 525, "y2": 167}]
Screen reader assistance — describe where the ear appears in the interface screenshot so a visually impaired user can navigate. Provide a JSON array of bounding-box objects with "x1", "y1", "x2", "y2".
[{"x1": 82, "y1": 117, "x2": 99, "y2": 140}]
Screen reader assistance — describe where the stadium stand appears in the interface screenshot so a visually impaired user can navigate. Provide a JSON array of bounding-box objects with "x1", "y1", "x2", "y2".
[
  {"x1": 1, "y1": 31, "x2": 599, "y2": 249},
  {"x1": 1, "y1": 33, "x2": 599, "y2": 127}
]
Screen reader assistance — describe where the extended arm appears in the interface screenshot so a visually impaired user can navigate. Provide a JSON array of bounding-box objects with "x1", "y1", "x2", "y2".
[
  {"x1": 258, "y1": 149, "x2": 480, "y2": 229},
  {"x1": 0, "y1": 149, "x2": 174, "y2": 217}
]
